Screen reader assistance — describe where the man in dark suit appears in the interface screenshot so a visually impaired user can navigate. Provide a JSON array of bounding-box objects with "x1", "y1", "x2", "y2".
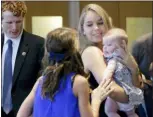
[
  {"x1": 132, "y1": 33, "x2": 153, "y2": 117},
  {"x1": 1, "y1": 1, "x2": 45, "y2": 117}
]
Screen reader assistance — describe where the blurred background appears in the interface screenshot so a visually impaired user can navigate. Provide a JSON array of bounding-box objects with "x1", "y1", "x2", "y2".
[{"x1": 24, "y1": 1, "x2": 152, "y2": 50}]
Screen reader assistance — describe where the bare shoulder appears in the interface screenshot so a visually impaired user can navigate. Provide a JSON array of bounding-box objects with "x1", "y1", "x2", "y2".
[
  {"x1": 32, "y1": 76, "x2": 43, "y2": 93},
  {"x1": 35, "y1": 76, "x2": 43, "y2": 85},
  {"x1": 73, "y1": 75, "x2": 89, "y2": 96},
  {"x1": 82, "y1": 46, "x2": 103, "y2": 58},
  {"x1": 38, "y1": 76, "x2": 43, "y2": 82},
  {"x1": 81, "y1": 46, "x2": 105, "y2": 71},
  {"x1": 74, "y1": 75, "x2": 88, "y2": 87}
]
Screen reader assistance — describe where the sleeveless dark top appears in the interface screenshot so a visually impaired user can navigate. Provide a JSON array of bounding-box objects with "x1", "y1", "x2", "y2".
[
  {"x1": 88, "y1": 72, "x2": 107, "y2": 117},
  {"x1": 89, "y1": 72, "x2": 127, "y2": 117},
  {"x1": 81, "y1": 46, "x2": 127, "y2": 117}
]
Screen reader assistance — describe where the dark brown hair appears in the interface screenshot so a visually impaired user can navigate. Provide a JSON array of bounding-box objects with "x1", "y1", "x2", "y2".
[{"x1": 42, "y1": 27, "x2": 87, "y2": 100}]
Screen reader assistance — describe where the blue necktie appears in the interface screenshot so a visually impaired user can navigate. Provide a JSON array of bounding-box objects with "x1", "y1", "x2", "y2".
[{"x1": 2, "y1": 40, "x2": 13, "y2": 114}]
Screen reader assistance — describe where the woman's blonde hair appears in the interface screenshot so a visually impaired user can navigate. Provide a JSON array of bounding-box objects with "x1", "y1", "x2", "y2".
[{"x1": 78, "y1": 4, "x2": 113, "y2": 36}]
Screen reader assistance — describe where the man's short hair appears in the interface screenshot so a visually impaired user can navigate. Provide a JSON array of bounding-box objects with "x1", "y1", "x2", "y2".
[{"x1": 2, "y1": 1, "x2": 27, "y2": 17}]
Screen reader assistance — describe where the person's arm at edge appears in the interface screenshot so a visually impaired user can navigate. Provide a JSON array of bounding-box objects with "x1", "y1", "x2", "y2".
[
  {"x1": 131, "y1": 40, "x2": 144, "y2": 88},
  {"x1": 73, "y1": 75, "x2": 96, "y2": 117},
  {"x1": 91, "y1": 78, "x2": 114, "y2": 117},
  {"x1": 81, "y1": 46, "x2": 128, "y2": 103},
  {"x1": 17, "y1": 77, "x2": 42, "y2": 117}
]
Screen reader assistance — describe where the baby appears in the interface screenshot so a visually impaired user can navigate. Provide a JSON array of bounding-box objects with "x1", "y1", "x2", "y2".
[{"x1": 102, "y1": 28, "x2": 144, "y2": 117}]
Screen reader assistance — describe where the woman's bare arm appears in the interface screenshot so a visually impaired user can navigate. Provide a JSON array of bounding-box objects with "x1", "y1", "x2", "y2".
[
  {"x1": 81, "y1": 46, "x2": 128, "y2": 103},
  {"x1": 73, "y1": 75, "x2": 94, "y2": 117},
  {"x1": 116, "y1": 40, "x2": 143, "y2": 88},
  {"x1": 17, "y1": 77, "x2": 42, "y2": 117},
  {"x1": 73, "y1": 75, "x2": 114, "y2": 117},
  {"x1": 126, "y1": 54, "x2": 143, "y2": 88},
  {"x1": 91, "y1": 78, "x2": 114, "y2": 113}
]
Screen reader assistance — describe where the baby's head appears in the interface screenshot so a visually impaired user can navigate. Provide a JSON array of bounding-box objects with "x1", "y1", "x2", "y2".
[{"x1": 102, "y1": 28, "x2": 128, "y2": 58}]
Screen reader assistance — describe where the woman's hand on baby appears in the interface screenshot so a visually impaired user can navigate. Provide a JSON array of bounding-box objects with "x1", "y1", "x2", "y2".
[
  {"x1": 91, "y1": 79, "x2": 114, "y2": 103},
  {"x1": 114, "y1": 40, "x2": 141, "y2": 87},
  {"x1": 115, "y1": 40, "x2": 138, "y2": 71},
  {"x1": 114, "y1": 40, "x2": 129, "y2": 62}
]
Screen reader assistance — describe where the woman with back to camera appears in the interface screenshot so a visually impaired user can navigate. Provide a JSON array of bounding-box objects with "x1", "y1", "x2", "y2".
[{"x1": 17, "y1": 27, "x2": 114, "y2": 117}]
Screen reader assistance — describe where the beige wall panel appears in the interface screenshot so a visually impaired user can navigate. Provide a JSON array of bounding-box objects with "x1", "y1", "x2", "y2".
[
  {"x1": 119, "y1": 1, "x2": 152, "y2": 30},
  {"x1": 119, "y1": 2, "x2": 152, "y2": 49},
  {"x1": 25, "y1": 1, "x2": 69, "y2": 33}
]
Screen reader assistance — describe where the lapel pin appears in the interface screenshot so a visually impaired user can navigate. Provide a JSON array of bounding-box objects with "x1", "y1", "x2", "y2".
[{"x1": 22, "y1": 52, "x2": 26, "y2": 56}]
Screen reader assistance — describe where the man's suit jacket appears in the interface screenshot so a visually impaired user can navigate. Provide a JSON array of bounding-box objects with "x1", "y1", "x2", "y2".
[
  {"x1": 1, "y1": 30, "x2": 45, "y2": 115},
  {"x1": 132, "y1": 33, "x2": 153, "y2": 117},
  {"x1": 132, "y1": 33, "x2": 153, "y2": 80}
]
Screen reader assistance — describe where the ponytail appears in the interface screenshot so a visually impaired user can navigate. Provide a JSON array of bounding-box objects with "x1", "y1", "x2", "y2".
[
  {"x1": 41, "y1": 51, "x2": 87, "y2": 100},
  {"x1": 42, "y1": 63, "x2": 64, "y2": 100}
]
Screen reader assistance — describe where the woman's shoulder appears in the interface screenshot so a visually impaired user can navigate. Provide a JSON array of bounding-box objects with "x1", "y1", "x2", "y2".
[
  {"x1": 82, "y1": 46, "x2": 104, "y2": 61},
  {"x1": 81, "y1": 46, "x2": 105, "y2": 69},
  {"x1": 82, "y1": 46, "x2": 103, "y2": 56},
  {"x1": 74, "y1": 75, "x2": 88, "y2": 86},
  {"x1": 32, "y1": 76, "x2": 43, "y2": 93},
  {"x1": 73, "y1": 74, "x2": 89, "y2": 96}
]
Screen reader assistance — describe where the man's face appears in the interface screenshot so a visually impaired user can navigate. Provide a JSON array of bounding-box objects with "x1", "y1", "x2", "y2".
[{"x1": 2, "y1": 11, "x2": 24, "y2": 39}]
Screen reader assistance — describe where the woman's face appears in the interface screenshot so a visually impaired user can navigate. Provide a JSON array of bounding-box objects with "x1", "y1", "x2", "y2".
[{"x1": 83, "y1": 10, "x2": 107, "y2": 43}]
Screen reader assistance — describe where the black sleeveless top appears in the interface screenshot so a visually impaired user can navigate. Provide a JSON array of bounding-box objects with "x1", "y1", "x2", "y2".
[
  {"x1": 88, "y1": 72, "x2": 107, "y2": 117},
  {"x1": 81, "y1": 46, "x2": 127, "y2": 117},
  {"x1": 89, "y1": 72, "x2": 127, "y2": 117}
]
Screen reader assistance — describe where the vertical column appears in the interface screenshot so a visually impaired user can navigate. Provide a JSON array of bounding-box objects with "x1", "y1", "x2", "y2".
[{"x1": 68, "y1": 1, "x2": 80, "y2": 29}]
